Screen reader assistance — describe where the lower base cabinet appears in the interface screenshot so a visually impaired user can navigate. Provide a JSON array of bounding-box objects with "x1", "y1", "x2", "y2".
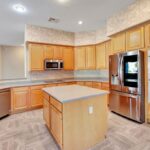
[
  {"x1": 30, "y1": 85, "x2": 44, "y2": 108},
  {"x1": 50, "y1": 106, "x2": 63, "y2": 148},
  {"x1": 43, "y1": 92, "x2": 108, "y2": 150},
  {"x1": 11, "y1": 87, "x2": 30, "y2": 112}
]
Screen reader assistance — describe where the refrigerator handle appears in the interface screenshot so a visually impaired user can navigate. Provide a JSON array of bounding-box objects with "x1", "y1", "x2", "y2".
[{"x1": 119, "y1": 55, "x2": 124, "y2": 86}]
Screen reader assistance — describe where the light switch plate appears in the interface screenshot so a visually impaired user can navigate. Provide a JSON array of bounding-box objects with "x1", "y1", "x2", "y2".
[{"x1": 88, "y1": 106, "x2": 93, "y2": 114}]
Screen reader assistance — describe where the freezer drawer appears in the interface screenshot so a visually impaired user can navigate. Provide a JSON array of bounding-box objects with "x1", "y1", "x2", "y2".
[{"x1": 110, "y1": 91, "x2": 145, "y2": 123}]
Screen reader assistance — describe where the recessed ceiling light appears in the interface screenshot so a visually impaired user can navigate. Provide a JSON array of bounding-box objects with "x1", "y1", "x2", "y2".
[
  {"x1": 78, "y1": 21, "x2": 83, "y2": 25},
  {"x1": 13, "y1": 4, "x2": 26, "y2": 13},
  {"x1": 58, "y1": 0, "x2": 69, "y2": 3}
]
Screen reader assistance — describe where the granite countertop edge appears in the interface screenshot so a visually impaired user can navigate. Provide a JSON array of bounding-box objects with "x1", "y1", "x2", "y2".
[
  {"x1": 0, "y1": 77, "x2": 109, "y2": 90},
  {"x1": 43, "y1": 87, "x2": 109, "y2": 103}
]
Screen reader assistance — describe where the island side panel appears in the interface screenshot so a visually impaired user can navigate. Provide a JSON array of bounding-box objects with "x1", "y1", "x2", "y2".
[{"x1": 62, "y1": 95, "x2": 108, "y2": 150}]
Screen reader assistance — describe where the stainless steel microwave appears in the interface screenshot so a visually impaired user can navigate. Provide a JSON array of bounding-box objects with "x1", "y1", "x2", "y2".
[{"x1": 44, "y1": 60, "x2": 63, "y2": 70}]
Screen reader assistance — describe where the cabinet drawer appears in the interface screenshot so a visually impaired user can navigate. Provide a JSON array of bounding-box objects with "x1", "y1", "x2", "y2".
[
  {"x1": 92, "y1": 82, "x2": 101, "y2": 89},
  {"x1": 101, "y1": 82, "x2": 110, "y2": 90},
  {"x1": 76, "y1": 81, "x2": 85, "y2": 86},
  {"x1": 84, "y1": 82, "x2": 93, "y2": 87},
  {"x1": 51, "y1": 97, "x2": 62, "y2": 112}
]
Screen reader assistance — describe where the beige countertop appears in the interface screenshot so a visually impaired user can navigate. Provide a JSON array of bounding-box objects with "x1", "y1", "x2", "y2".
[
  {"x1": 43, "y1": 85, "x2": 109, "y2": 103},
  {"x1": 0, "y1": 77, "x2": 109, "y2": 90}
]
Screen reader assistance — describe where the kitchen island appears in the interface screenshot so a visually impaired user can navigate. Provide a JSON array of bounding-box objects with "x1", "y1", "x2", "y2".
[{"x1": 43, "y1": 85, "x2": 109, "y2": 150}]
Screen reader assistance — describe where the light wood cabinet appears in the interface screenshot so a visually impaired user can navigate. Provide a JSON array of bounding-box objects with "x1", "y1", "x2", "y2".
[
  {"x1": 92, "y1": 82, "x2": 101, "y2": 89},
  {"x1": 145, "y1": 23, "x2": 150, "y2": 48},
  {"x1": 105, "y1": 41, "x2": 111, "y2": 69},
  {"x1": 51, "y1": 106, "x2": 63, "y2": 148},
  {"x1": 76, "y1": 81, "x2": 85, "y2": 86},
  {"x1": 29, "y1": 44, "x2": 44, "y2": 71},
  {"x1": 44, "y1": 45, "x2": 54, "y2": 59},
  {"x1": 11, "y1": 87, "x2": 30, "y2": 112},
  {"x1": 84, "y1": 82, "x2": 93, "y2": 87},
  {"x1": 86, "y1": 46, "x2": 96, "y2": 69},
  {"x1": 53, "y1": 46, "x2": 63, "y2": 60},
  {"x1": 30, "y1": 85, "x2": 44, "y2": 108},
  {"x1": 74, "y1": 47, "x2": 86, "y2": 70},
  {"x1": 126, "y1": 26, "x2": 144, "y2": 50},
  {"x1": 63, "y1": 47, "x2": 74, "y2": 70},
  {"x1": 111, "y1": 32, "x2": 126, "y2": 53},
  {"x1": 96, "y1": 43, "x2": 106, "y2": 69},
  {"x1": 43, "y1": 97, "x2": 50, "y2": 129},
  {"x1": 101, "y1": 82, "x2": 110, "y2": 90}
]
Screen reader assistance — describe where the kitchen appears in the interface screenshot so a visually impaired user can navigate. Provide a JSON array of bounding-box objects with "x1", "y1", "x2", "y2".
[{"x1": 0, "y1": 0, "x2": 150, "y2": 150}]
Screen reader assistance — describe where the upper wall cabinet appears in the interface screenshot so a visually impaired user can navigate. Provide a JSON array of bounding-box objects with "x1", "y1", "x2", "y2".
[
  {"x1": 96, "y1": 43, "x2": 106, "y2": 69},
  {"x1": 63, "y1": 47, "x2": 74, "y2": 70},
  {"x1": 53, "y1": 46, "x2": 63, "y2": 60},
  {"x1": 74, "y1": 47, "x2": 86, "y2": 70},
  {"x1": 44, "y1": 45, "x2": 54, "y2": 59},
  {"x1": 145, "y1": 23, "x2": 150, "y2": 48},
  {"x1": 105, "y1": 40, "x2": 112, "y2": 69},
  {"x1": 86, "y1": 46, "x2": 96, "y2": 69},
  {"x1": 126, "y1": 26, "x2": 144, "y2": 50},
  {"x1": 111, "y1": 32, "x2": 126, "y2": 54},
  {"x1": 29, "y1": 44, "x2": 44, "y2": 71}
]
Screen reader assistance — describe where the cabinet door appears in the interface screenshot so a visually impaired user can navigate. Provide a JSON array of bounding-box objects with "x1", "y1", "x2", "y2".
[
  {"x1": 30, "y1": 85, "x2": 44, "y2": 108},
  {"x1": 126, "y1": 26, "x2": 144, "y2": 50},
  {"x1": 86, "y1": 46, "x2": 96, "y2": 69},
  {"x1": 43, "y1": 98, "x2": 50, "y2": 129},
  {"x1": 111, "y1": 32, "x2": 126, "y2": 53},
  {"x1": 74, "y1": 47, "x2": 86, "y2": 70},
  {"x1": 51, "y1": 106, "x2": 63, "y2": 148},
  {"x1": 76, "y1": 81, "x2": 85, "y2": 86},
  {"x1": 105, "y1": 41, "x2": 111, "y2": 69},
  {"x1": 145, "y1": 23, "x2": 150, "y2": 48},
  {"x1": 44, "y1": 45, "x2": 54, "y2": 59},
  {"x1": 101, "y1": 82, "x2": 110, "y2": 90},
  {"x1": 92, "y1": 82, "x2": 101, "y2": 89},
  {"x1": 84, "y1": 82, "x2": 93, "y2": 87},
  {"x1": 29, "y1": 44, "x2": 44, "y2": 71},
  {"x1": 96, "y1": 43, "x2": 106, "y2": 69},
  {"x1": 11, "y1": 87, "x2": 30, "y2": 112},
  {"x1": 63, "y1": 47, "x2": 74, "y2": 70},
  {"x1": 53, "y1": 46, "x2": 63, "y2": 60}
]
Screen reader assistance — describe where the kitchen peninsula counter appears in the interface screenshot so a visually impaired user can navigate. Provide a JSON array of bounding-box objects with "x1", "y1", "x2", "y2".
[{"x1": 43, "y1": 85, "x2": 109, "y2": 150}]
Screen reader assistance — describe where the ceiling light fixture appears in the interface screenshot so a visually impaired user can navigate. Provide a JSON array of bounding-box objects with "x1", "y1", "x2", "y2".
[
  {"x1": 78, "y1": 21, "x2": 83, "y2": 25},
  {"x1": 13, "y1": 4, "x2": 26, "y2": 13},
  {"x1": 58, "y1": 0, "x2": 69, "y2": 3}
]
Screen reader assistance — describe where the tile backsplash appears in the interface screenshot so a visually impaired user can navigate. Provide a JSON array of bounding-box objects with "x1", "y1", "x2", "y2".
[
  {"x1": 74, "y1": 70, "x2": 109, "y2": 78},
  {"x1": 28, "y1": 70, "x2": 74, "y2": 81},
  {"x1": 28, "y1": 70, "x2": 109, "y2": 81}
]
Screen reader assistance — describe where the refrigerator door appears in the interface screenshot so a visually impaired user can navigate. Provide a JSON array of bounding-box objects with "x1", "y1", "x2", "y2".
[
  {"x1": 109, "y1": 54, "x2": 122, "y2": 92},
  {"x1": 120, "y1": 50, "x2": 144, "y2": 95},
  {"x1": 109, "y1": 91, "x2": 145, "y2": 123}
]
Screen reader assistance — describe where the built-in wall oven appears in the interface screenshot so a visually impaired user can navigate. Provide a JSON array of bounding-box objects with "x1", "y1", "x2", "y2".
[
  {"x1": 45, "y1": 60, "x2": 63, "y2": 70},
  {"x1": 109, "y1": 50, "x2": 145, "y2": 123}
]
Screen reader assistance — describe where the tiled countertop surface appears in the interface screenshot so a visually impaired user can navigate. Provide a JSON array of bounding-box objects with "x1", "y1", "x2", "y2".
[
  {"x1": 0, "y1": 77, "x2": 109, "y2": 90},
  {"x1": 43, "y1": 85, "x2": 109, "y2": 103}
]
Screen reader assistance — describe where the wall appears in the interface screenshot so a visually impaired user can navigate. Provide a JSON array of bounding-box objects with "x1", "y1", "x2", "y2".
[
  {"x1": 1, "y1": 45, "x2": 25, "y2": 80},
  {"x1": 25, "y1": 24, "x2": 75, "y2": 46},
  {"x1": 107, "y1": 0, "x2": 150, "y2": 35}
]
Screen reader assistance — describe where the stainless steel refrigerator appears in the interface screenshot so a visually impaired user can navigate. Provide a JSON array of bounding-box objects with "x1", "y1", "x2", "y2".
[{"x1": 109, "y1": 50, "x2": 145, "y2": 123}]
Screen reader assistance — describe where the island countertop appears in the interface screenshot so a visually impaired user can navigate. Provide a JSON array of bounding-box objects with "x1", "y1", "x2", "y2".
[{"x1": 42, "y1": 85, "x2": 109, "y2": 103}]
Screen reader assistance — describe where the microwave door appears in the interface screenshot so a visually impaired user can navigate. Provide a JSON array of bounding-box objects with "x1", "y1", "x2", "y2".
[{"x1": 109, "y1": 54, "x2": 122, "y2": 92}]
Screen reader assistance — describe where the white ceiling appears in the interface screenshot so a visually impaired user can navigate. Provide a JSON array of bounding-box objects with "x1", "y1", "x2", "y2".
[{"x1": 0, "y1": 0, "x2": 136, "y2": 46}]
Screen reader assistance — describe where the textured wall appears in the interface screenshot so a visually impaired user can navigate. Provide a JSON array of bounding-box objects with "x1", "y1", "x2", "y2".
[
  {"x1": 107, "y1": 0, "x2": 150, "y2": 35},
  {"x1": 74, "y1": 31, "x2": 96, "y2": 46},
  {"x1": 25, "y1": 24, "x2": 75, "y2": 46}
]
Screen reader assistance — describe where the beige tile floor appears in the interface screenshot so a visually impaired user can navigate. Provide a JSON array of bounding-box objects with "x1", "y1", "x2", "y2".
[{"x1": 0, "y1": 109, "x2": 150, "y2": 150}]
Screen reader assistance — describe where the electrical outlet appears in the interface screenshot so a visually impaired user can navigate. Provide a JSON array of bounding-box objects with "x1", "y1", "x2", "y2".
[{"x1": 88, "y1": 106, "x2": 93, "y2": 114}]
